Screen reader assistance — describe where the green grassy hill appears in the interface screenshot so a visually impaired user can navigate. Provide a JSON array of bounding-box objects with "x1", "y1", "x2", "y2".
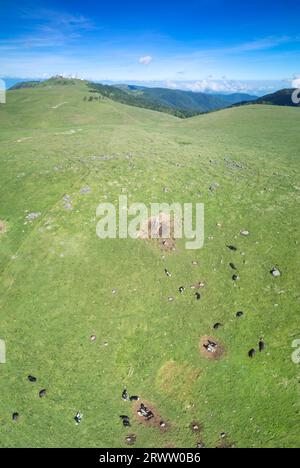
[
  {"x1": 0, "y1": 79, "x2": 299, "y2": 448},
  {"x1": 235, "y1": 88, "x2": 300, "y2": 108},
  {"x1": 11, "y1": 77, "x2": 257, "y2": 117}
]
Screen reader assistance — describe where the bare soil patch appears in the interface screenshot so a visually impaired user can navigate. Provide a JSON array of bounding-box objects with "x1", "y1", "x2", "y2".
[
  {"x1": 125, "y1": 434, "x2": 136, "y2": 446},
  {"x1": 199, "y1": 336, "x2": 225, "y2": 360},
  {"x1": 138, "y1": 213, "x2": 179, "y2": 252},
  {"x1": 132, "y1": 400, "x2": 169, "y2": 432}
]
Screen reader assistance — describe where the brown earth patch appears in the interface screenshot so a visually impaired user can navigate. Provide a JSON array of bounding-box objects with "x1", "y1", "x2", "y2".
[
  {"x1": 156, "y1": 360, "x2": 200, "y2": 398},
  {"x1": 199, "y1": 336, "x2": 225, "y2": 360},
  {"x1": 138, "y1": 213, "x2": 179, "y2": 252},
  {"x1": 125, "y1": 434, "x2": 137, "y2": 446},
  {"x1": 191, "y1": 281, "x2": 205, "y2": 290},
  {"x1": 132, "y1": 400, "x2": 169, "y2": 432},
  {"x1": 0, "y1": 220, "x2": 7, "y2": 236}
]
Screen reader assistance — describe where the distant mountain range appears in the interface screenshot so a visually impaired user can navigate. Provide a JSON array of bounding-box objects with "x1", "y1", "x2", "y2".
[
  {"x1": 234, "y1": 88, "x2": 300, "y2": 108},
  {"x1": 88, "y1": 82, "x2": 258, "y2": 116}
]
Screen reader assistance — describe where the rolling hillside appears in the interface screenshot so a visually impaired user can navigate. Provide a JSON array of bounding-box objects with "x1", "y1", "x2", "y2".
[
  {"x1": 235, "y1": 88, "x2": 299, "y2": 108},
  {"x1": 10, "y1": 77, "x2": 257, "y2": 117},
  {"x1": 0, "y1": 79, "x2": 299, "y2": 448}
]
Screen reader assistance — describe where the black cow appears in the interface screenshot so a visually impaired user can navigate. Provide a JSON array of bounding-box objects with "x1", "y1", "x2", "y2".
[
  {"x1": 28, "y1": 375, "x2": 37, "y2": 383},
  {"x1": 120, "y1": 415, "x2": 131, "y2": 427},
  {"x1": 12, "y1": 412, "x2": 19, "y2": 422},
  {"x1": 259, "y1": 339, "x2": 265, "y2": 352},
  {"x1": 248, "y1": 349, "x2": 256, "y2": 358},
  {"x1": 130, "y1": 395, "x2": 140, "y2": 401},
  {"x1": 213, "y1": 323, "x2": 222, "y2": 330}
]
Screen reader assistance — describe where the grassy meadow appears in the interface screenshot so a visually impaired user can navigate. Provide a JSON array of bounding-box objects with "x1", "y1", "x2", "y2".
[{"x1": 0, "y1": 81, "x2": 299, "y2": 448}]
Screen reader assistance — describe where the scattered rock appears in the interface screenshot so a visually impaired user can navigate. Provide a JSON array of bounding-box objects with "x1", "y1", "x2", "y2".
[
  {"x1": 209, "y1": 182, "x2": 219, "y2": 192},
  {"x1": 26, "y1": 212, "x2": 41, "y2": 222},
  {"x1": 240, "y1": 230, "x2": 250, "y2": 237},
  {"x1": 80, "y1": 186, "x2": 91, "y2": 195}
]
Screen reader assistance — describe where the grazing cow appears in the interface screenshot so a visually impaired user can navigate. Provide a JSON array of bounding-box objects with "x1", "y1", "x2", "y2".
[
  {"x1": 270, "y1": 267, "x2": 281, "y2": 277},
  {"x1": 248, "y1": 349, "x2": 256, "y2": 358},
  {"x1": 120, "y1": 415, "x2": 131, "y2": 427},
  {"x1": 122, "y1": 389, "x2": 129, "y2": 401},
  {"x1": 138, "y1": 404, "x2": 154, "y2": 420},
  {"x1": 213, "y1": 323, "x2": 222, "y2": 330},
  {"x1": 227, "y1": 245, "x2": 237, "y2": 251},
  {"x1": 164, "y1": 269, "x2": 172, "y2": 277},
  {"x1": 74, "y1": 412, "x2": 83, "y2": 425},
  {"x1": 259, "y1": 339, "x2": 265, "y2": 352},
  {"x1": 232, "y1": 274, "x2": 240, "y2": 281},
  {"x1": 130, "y1": 395, "x2": 140, "y2": 401},
  {"x1": 12, "y1": 412, "x2": 19, "y2": 422},
  {"x1": 160, "y1": 421, "x2": 166, "y2": 428},
  {"x1": 39, "y1": 389, "x2": 46, "y2": 398},
  {"x1": 204, "y1": 340, "x2": 217, "y2": 353},
  {"x1": 229, "y1": 263, "x2": 237, "y2": 270},
  {"x1": 178, "y1": 286, "x2": 185, "y2": 294},
  {"x1": 28, "y1": 375, "x2": 37, "y2": 383},
  {"x1": 195, "y1": 292, "x2": 201, "y2": 300},
  {"x1": 236, "y1": 311, "x2": 244, "y2": 318}
]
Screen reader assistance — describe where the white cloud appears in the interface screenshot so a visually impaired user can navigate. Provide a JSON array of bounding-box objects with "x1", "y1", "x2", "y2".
[
  {"x1": 139, "y1": 55, "x2": 153, "y2": 65},
  {"x1": 164, "y1": 78, "x2": 249, "y2": 94},
  {"x1": 164, "y1": 80, "x2": 178, "y2": 89},
  {"x1": 292, "y1": 77, "x2": 300, "y2": 88}
]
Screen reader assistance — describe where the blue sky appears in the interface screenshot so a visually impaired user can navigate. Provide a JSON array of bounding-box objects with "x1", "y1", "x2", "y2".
[{"x1": 1, "y1": 0, "x2": 300, "y2": 93}]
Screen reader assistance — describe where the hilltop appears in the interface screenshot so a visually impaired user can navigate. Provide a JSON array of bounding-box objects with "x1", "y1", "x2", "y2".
[{"x1": 9, "y1": 76, "x2": 257, "y2": 117}]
